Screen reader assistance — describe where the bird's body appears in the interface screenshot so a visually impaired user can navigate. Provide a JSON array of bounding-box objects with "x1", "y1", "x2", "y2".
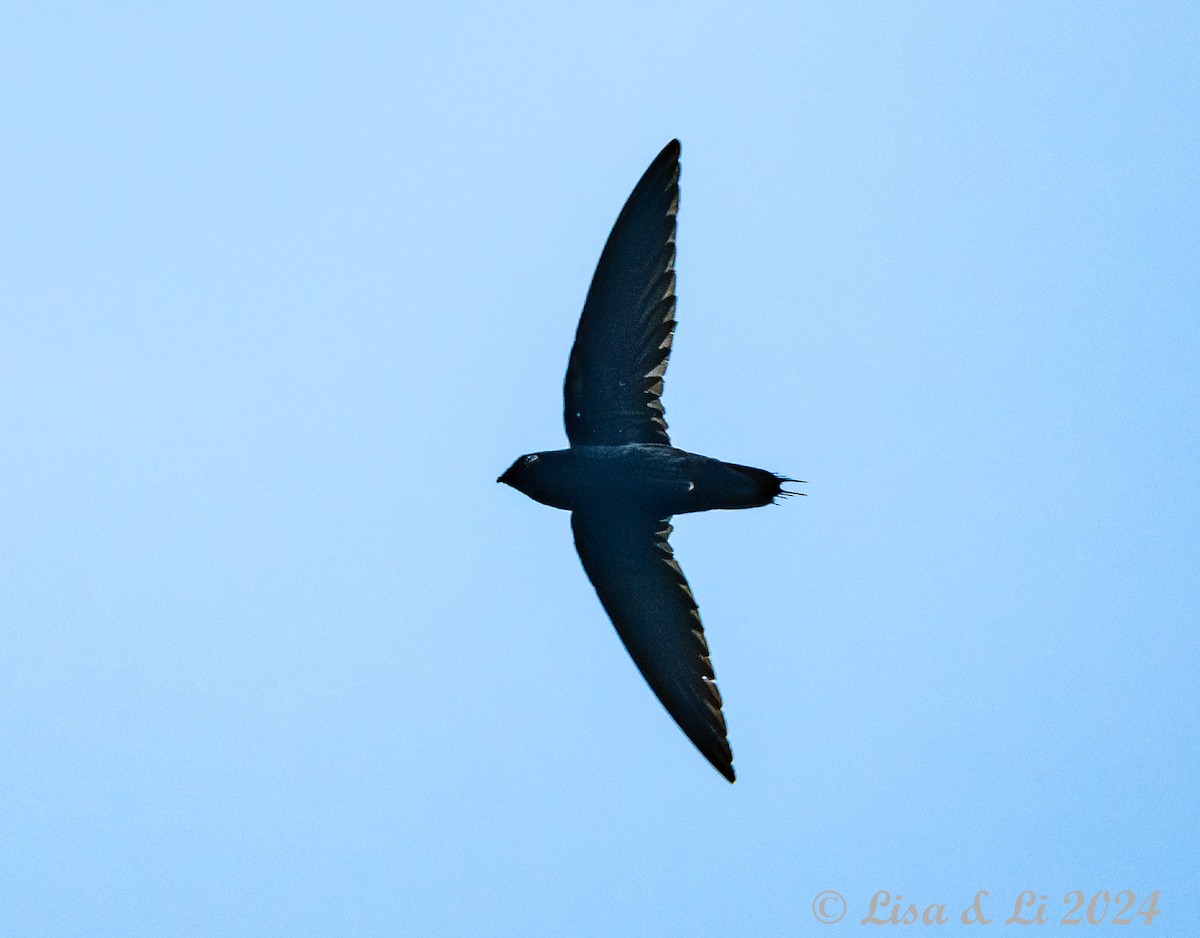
[
  {"x1": 499, "y1": 444, "x2": 785, "y2": 516},
  {"x1": 499, "y1": 139, "x2": 798, "y2": 782}
]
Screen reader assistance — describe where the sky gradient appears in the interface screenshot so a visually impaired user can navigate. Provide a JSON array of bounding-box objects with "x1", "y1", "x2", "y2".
[{"x1": 3, "y1": 3, "x2": 1198, "y2": 935}]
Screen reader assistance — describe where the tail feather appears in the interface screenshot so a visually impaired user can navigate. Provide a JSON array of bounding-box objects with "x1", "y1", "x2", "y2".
[{"x1": 726, "y1": 463, "x2": 798, "y2": 505}]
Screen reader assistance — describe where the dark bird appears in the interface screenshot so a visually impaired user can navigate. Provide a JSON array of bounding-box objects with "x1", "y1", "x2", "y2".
[{"x1": 499, "y1": 139, "x2": 799, "y2": 783}]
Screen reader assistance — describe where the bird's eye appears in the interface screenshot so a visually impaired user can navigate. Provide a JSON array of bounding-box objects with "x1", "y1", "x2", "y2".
[{"x1": 523, "y1": 454, "x2": 539, "y2": 464}]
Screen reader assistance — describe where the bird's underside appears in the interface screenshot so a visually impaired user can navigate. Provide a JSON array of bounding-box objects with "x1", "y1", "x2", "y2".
[{"x1": 498, "y1": 139, "x2": 797, "y2": 783}]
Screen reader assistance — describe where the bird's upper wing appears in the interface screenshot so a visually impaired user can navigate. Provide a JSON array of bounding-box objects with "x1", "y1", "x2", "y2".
[
  {"x1": 564, "y1": 140, "x2": 680, "y2": 446},
  {"x1": 570, "y1": 509, "x2": 734, "y2": 782}
]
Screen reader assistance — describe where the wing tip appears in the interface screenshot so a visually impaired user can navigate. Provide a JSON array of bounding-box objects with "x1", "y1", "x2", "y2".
[
  {"x1": 702, "y1": 724, "x2": 736, "y2": 784},
  {"x1": 649, "y1": 139, "x2": 681, "y2": 174}
]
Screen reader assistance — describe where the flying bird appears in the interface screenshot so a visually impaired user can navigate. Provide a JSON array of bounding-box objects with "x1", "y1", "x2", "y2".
[{"x1": 498, "y1": 139, "x2": 799, "y2": 783}]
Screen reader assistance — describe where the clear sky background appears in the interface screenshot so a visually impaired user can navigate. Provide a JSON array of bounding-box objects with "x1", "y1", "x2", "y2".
[{"x1": 3, "y1": 3, "x2": 1197, "y2": 935}]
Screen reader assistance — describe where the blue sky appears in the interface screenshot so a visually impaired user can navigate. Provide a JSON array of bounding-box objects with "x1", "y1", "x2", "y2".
[{"x1": 3, "y1": 3, "x2": 1197, "y2": 935}]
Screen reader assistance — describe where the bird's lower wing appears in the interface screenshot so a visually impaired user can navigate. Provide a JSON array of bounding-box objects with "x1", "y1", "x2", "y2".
[{"x1": 570, "y1": 510, "x2": 734, "y2": 782}]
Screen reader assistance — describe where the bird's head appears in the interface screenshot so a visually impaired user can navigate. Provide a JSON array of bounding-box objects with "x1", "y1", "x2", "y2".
[{"x1": 497, "y1": 452, "x2": 542, "y2": 490}]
